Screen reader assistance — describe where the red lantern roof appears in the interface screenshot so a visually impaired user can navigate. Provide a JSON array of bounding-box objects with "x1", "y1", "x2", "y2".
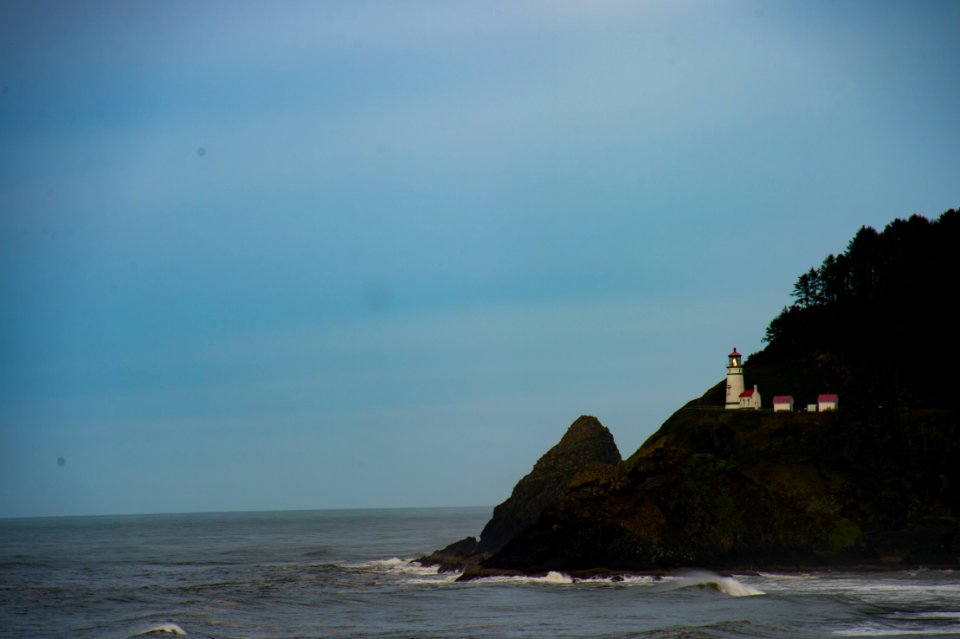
[{"x1": 728, "y1": 347, "x2": 741, "y2": 358}]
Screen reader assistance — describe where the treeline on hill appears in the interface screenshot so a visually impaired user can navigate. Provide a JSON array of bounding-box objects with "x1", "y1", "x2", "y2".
[{"x1": 750, "y1": 208, "x2": 958, "y2": 411}]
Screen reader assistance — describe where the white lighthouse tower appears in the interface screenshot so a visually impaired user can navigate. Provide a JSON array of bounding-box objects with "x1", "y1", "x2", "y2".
[{"x1": 725, "y1": 347, "x2": 745, "y2": 409}]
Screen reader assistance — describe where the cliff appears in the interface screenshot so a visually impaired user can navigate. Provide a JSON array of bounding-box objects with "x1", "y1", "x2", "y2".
[
  {"x1": 478, "y1": 407, "x2": 958, "y2": 576},
  {"x1": 422, "y1": 209, "x2": 960, "y2": 576},
  {"x1": 476, "y1": 415, "x2": 622, "y2": 554},
  {"x1": 418, "y1": 415, "x2": 621, "y2": 571}
]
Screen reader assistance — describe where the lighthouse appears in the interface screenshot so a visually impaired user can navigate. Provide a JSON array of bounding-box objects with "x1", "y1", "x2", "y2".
[{"x1": 725, "y1": 347, "x2": 745, "y2": 409}]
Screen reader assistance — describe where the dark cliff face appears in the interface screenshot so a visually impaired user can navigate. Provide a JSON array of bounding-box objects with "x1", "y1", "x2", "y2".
[
  {"x1": 418, "y1": 415, "x2": 621, "y2": 570},
  {"x1": 484, "y1": 446, "x2": 865, "y2": 573},
  {"x1": 477, "y1": 407, "x2": 958, "y2": 575},
  {"x1": 477, "y1": 415, "x2": 621, "y2": 554},
  {"x1": 641, "y1": 407, "x2": 960, "y2": 545}
]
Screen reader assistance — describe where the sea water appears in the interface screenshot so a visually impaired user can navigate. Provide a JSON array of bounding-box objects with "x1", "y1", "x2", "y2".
[{"x1": 1, "y1": 508, "x2": 958, "y2": 638}]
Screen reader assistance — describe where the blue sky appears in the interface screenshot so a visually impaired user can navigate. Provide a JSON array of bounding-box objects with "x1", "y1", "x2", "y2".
[{"x1": 1, "y1": 1, "x2": 958, "y2": 517}]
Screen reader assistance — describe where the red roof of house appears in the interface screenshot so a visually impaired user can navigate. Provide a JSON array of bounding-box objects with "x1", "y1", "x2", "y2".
[
  {"x1": 772, "y1": 396, "x2": 793, "y2": 403},
  {"x1": 818, "y1": 394, "x2": 839, "y2": 402},
  {"x1": 728, "y1": 347, "x2": 741, "y2": 358},
  {"x1": 739, "y1": 389, "x2": 755, "y2": 398}
]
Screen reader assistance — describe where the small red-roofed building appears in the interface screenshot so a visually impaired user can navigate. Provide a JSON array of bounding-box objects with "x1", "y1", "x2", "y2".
[
  {"x1": 772, "y1": 395, "x2": 794, "y2": 412},
  {"x1": 738, "y1": 385, "x2": 761, "y2": 409},
  {"x1": 818, "y1": 394, "x2": 839, "y2": 411}
]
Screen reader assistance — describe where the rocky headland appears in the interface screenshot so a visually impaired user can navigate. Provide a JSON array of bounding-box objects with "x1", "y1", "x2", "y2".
[
  {"x1": 420, "y1": 210, "x2": 960, "y2": 578},
  {"x1": 418, "y1": 415, "x2": 621, "y2": 574}
]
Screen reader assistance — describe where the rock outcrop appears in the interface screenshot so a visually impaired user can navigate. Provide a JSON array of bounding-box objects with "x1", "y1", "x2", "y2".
[
  {"x1": 454, "y1": 406, "x2": 958, "y2": 577},
  {"x1": 476, "y1": 415, "x2": 622, "y2": 554},
  {"x1": 418, "y1": 415, "x2": 621, "y2": 571}
]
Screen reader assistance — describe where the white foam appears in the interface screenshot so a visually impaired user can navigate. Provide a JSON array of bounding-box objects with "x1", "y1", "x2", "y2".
[
  {"x1": 834, "y1": 624, "x2": 960, "y2": 636},
  {"x1": 889, "y1": 612, "x2": 960, "y2": 622},
  {"x1": 714, "y1": 576, "x2": 766, "y2": 597},
  {"x1": 574, "y1": 574, "x2": 659, "y2": 585},
  {"x1": 544, "y1": 570, "x2": 574, "y2": 584},
  {"x1": 131, "y1": 623, "x2": 187, "y2": 636},
  {"x1": 343, "y1": 557, "x2": 440, "y2": 576},
  {"x1": 662, "y1": 570, "x2": 765, "y2": 597},
  {"x1": 469, "y1": 570, "x2": 575, "y2": 585},
  {"x1": 411, "y1": 571, "x2": 663, "y2": 587},
  {"x1": 756, "y1": 573, "x2": 960, "y2": 605},
  {"x1": 403, "y1": 571, "x2": 462, "y2": 585}
]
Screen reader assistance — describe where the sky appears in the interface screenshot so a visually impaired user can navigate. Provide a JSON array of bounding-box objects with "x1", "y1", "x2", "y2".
[{"x1": 1, "y1": 0, "x2": 958, "y2": 518}]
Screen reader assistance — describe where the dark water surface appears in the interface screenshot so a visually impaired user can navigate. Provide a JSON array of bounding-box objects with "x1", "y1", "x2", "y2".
[{"x1": 1, "y1": 508, "x2": 958, "y2": 638}]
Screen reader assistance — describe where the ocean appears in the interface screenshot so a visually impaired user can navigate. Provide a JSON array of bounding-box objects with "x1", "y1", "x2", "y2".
[{"x1": 1, "y1": 507, "x2": 958, "y2": 639}]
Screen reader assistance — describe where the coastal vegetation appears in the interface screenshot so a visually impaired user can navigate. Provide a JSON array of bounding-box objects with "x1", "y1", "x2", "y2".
[{"x1": 758, "y1": 209, "x2": 958, "y2": 410}]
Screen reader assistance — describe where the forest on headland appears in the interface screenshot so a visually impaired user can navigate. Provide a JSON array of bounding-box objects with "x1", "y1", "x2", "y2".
[
  {"x1": 422, "y1": 208, "x2": 960, "y2": 577},
  {"x1": 752, "y1": 209, "x2": 958, "y2": 410}
]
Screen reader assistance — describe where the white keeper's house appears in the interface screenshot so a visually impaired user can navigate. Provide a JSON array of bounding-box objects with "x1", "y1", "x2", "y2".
[
  {"x1": 773, "y1": 395, "x2": 794, "y2": 412},
  {"x1": 818, "y1": 394, "x2": 839, "y2": 411}
]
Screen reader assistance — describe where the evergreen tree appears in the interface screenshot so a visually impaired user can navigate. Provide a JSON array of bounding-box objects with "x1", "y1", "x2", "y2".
[{"x1": 760, "y1": 208, "x2": 959, "y2": 409}]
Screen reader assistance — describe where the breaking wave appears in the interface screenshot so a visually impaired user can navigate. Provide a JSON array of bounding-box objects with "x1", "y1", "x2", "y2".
[
  {"x1": 358, "y1": 561, "x2": 759, "y2": 596},
  {"x1": 129, "y1": 622, "x2": 187, "y2": 636},
  {"x1": 342, "y1": 557, "x2": 441, "y2": 576},
  {"x1": 658, "y1": 569, "x2": 766, "y2": 597},
  {"x1": 833, "y1": 624, "x2": 960, "y2": 637},
  {"x1": 466, "y1": 570, "x2": 576, "y2": 585}
]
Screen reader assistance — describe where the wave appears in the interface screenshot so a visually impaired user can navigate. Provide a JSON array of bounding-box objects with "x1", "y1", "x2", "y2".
[
  {"x1": 342, "y1": 557, "x2": 442, "y2": 576},
  {"x1": 584, "y1": 574, "x2": 659, "y2": 585},
  {"x1": 129, "y1": 622, "x2": 187, "y2": 636},
  {"x1": 476, "y1": 572, "x2": 656, "y2": 586},
  {"x1": 352, "y1": 561, "x2": 590, "y2": 586},
  {"x1": 354, "y1": 560, "x2": 761, "y2": 595},
  {"x1": 658, "y1": 570, "x2": 765, "y2": 597},
  {"x1": 833, "y1": 608, "x2": 960, "y2": 637},
  {"x1": 891, "y1": 612, "x2": 960, "y2": 621},
  {"x1": 756, "y1": 571, "x2": 960, "y2": 604},
  {"x1": 464, "y1": 571, "x2": 576, "y2": 585},
  {"x1": 834, "y1": 623, "x2": 960, "y2": 637}
]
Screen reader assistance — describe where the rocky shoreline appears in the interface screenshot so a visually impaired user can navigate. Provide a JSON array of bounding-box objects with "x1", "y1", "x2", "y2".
[{"x1": 420, "y1": 409, "x2": 959, "y2": 578}]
